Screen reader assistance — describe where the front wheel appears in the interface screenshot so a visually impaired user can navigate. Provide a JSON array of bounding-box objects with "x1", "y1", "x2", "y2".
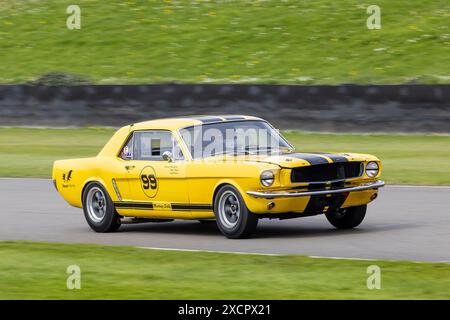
[
  {"x1": 82, "y1": 182, "x2": 121, "y2": 233},
  {"x1": 214, "y1": 185, "x2": 258, "y2": 239},
  {"x1": 325, "y1": 205, "x2": 367, "y2": 229}
]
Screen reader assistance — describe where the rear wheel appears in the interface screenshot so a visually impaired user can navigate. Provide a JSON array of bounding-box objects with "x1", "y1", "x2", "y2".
[
  {"x1": 214, "y1": 185, "x2": 258, "y2": 239},
  {"x1": 82, "y1": 182, "x2": 121, "y2": 232},
  {"x1": 325, "y1": 205, "x2": 367, "y2": 229}
]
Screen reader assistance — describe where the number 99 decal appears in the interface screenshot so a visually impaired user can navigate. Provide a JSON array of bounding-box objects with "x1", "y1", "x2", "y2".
[{"x1": 140, "y1": 166, "x2": 158, "y2": 198}]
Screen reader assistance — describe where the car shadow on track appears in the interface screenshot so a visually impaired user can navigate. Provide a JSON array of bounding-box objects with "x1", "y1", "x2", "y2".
[
  {"x1": 253, "y1": 223, "x2": 419, "y2": 239},
  {"x1": 117, "y1": 219, "x2": 420, "y2": 239},
  {"x1": 119, "y1": 221, "x2": 221, "y2": 236}
]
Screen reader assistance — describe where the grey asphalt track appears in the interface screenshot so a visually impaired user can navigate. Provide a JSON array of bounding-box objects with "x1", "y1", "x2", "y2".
[{"x1": 1, "y1": 178, "x2": 449, "y2": 262}]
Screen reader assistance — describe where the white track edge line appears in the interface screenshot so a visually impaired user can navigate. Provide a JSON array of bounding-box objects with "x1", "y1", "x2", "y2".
[
  {"x1": 137, "y1": 247, "x2": 450, "y2": 263},
  {"x1": 137, "y1": 246, "x2": 282, "y2": 256}
]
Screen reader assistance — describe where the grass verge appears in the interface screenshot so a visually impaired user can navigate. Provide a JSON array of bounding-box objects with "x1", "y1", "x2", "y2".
[
  {"x1": 0, "y1": 0, "x2": 448, "y2": 84},
  {"x1": 0, "y1": 241, "x2": 449, "y2": 299},
  {"x1": 1, "y1": 127, "x2": 450, "y2": 185}
]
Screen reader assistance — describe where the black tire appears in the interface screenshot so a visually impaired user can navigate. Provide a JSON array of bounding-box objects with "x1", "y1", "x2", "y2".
[
  {"x1": 82, "y1": 182, "x2": 121, "y2": 233},
  {"x1": 325, "y1": 205, "x2": 367, "y2": 229},
  {"x1": 213, "y1": 185, "x2": 258, "y2": 239}
]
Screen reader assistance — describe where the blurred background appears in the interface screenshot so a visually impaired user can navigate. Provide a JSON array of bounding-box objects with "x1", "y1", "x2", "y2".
[{"x1": 1, "y1": 0, "x2": 448, "y2": 84}]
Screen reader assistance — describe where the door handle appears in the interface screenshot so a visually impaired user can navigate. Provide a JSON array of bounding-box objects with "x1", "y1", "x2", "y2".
[{"x1": 125, "y1": 165, "x2": 135, "y2": 170}]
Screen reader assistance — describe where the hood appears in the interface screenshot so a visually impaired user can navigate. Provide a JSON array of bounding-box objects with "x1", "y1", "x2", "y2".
[{"x1": 204, "y1": 152, "x2": 379, "y2": 168}]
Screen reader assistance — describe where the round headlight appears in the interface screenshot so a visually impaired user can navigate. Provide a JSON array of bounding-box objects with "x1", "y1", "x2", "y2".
[
  {"x1": 260, "y1": 170, "x2": 275, "y2": 187},
  {"x1": 365, "y1": 161, "x2": 379, "y2": 178}
]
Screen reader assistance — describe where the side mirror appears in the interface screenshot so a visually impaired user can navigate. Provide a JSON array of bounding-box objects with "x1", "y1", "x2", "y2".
[{"x1": 162, "y1": 151, "x2": 173, "y2": 162}]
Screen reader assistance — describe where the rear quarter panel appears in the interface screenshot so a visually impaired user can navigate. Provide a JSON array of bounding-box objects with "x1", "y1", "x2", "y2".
[{"x1": 52, "y1": 157, "x2": 106, "y2": 208}]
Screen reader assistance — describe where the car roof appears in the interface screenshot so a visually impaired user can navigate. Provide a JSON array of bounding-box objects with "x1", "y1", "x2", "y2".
[{"x1": 131, "y1": 115, "x2": 264, "y2": 131}]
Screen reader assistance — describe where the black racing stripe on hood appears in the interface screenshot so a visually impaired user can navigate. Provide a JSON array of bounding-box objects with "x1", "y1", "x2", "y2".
[
  {"x1": 288, "y1": 153, "x2": 329, "y2": 165},
  {"x1": 316, "y1": 153, "x2": 348, "y2": 163}
]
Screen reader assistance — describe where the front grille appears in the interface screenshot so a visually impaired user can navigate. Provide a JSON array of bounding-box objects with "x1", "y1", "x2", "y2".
[{"x1": 291, "y1": 162, "x2": 363, "y2": 183}]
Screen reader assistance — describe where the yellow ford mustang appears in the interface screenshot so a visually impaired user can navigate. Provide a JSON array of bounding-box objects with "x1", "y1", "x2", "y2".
[{"x1": 53, "y1": 115, "x2": 384, "y2": 238}]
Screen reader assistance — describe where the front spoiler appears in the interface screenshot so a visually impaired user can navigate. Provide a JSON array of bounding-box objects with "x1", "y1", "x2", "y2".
[{"x1": 247, "y1": 180, "x2": 385, "y2": 199}]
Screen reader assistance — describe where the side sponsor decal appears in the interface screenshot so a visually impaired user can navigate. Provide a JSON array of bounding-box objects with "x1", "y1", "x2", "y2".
[
  {"x1": 152, "y1": 202, "x2": 172, "y2": 210},
  {"x1": 61, "y1": 170, "x2": 75, "y2": 188},
  {"x1": 62, "y1": 170, "x2": 73, "y2": 182}
]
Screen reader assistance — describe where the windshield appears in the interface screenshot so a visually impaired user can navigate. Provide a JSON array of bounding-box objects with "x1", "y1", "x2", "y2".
[{"x1": 180, "y1": 120, "x2": 293, "y2": 159}]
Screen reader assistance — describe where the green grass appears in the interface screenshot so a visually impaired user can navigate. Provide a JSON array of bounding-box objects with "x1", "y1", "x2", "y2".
[
  {"x1": 1, "y1": 127, "x2": 450, "y2": 185},
  {"x1": 0, "y1": 241, "x2": 449, "y2": 299},
  {"x1": 0, "y1": 0, "x2": 448, "y2": 84},
  {"x1": 0, "y1": 127, "x2": 113, "y2": 178}
]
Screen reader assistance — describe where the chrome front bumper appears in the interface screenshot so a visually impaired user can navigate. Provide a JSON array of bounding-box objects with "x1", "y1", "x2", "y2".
[{"x1": 247, "y1": 180, "x2": 385, "y2": 199}]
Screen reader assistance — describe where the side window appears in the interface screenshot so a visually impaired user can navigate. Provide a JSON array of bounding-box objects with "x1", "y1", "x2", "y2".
[
  {"x1": 119, "y1": 134, "x2": 134, "y2": 160},
  {"x1": 133, "y1": 131, "x2": 185, "y2": 161}
]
